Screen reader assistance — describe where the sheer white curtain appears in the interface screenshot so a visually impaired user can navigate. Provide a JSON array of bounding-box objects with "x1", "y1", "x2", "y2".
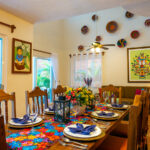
[
  {"x1": 51, "y1": 53, "x2": 58, "y2": 88},
  {"x1": 70, "y1": 53, "x2": 102, "y2": 88}
]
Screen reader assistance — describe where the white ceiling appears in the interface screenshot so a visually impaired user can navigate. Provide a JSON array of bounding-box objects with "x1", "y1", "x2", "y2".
[{"x1": 0, "y1": 0, "x2": 150, "y2": 23}]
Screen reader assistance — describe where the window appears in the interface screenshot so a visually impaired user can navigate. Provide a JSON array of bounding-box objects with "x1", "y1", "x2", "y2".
[
  {"x1": 33, "y1": 57, "x2": 53, "y2": 102},
  {"x1": 0, "y1": 38, "x2": 2, "y2": 86},
  {"x1": 71, "y1": 54, "x2": 102, "y2": 88}
]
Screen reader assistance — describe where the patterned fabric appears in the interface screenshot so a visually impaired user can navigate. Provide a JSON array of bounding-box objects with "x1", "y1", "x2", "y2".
[{"x1": 6, "y1": 104, "x2": 106, "y2": 150}]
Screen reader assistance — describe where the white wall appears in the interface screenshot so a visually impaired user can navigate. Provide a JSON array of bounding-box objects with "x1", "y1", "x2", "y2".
[
  {"x1": 63, "y1": 7, "x2": 150, "y2": 86},
  {"x1": 0, "y1": 9, "x2": 33, "y2": 117},
  {"x1": 34, "y1": 7, "x2": 150, "y2": 87},
  {"x1": 34, "y1": 20, "x2": 68, "y2": 85}
]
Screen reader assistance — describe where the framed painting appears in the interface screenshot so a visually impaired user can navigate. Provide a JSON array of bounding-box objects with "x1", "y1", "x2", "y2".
[
  {"x1": 12, "y1": 38, "x2": 32, "y2": 73},
  {"x1": 127, "y1": 46, "x2": 150, "y2": 83}
]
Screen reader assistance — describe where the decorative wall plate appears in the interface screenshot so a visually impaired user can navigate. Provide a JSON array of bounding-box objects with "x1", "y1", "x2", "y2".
[
  {"x1": 78, "y1": 45, "x2": 84, "y2": 52},
  {"x1": 117, "y1": 39, "x2": 127, "y2": 48},
  {"x1": 131, "y1": 30, "x2": 140, "y2": 39},
  {"x1": 106, "y1": 21, "x2": 118, "y2": 33},
  {"x1": 125, "y1": 11, "x2": 134, "y2": 18},
  {"x1": 145, "y1": 19, "x2": 150, "y2": 26},
  {"x1": 95, "y1": 36, "x2": 102, "y2": 42},
  {"x1": 92, "y1": 14, "x2": 98, "y2": 21},
  {"x1": 81, "y1": 25, "x2": 89, "y2": 34}
]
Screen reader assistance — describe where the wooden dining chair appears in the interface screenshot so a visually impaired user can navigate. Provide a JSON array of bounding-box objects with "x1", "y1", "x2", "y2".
[
  {"x1": 25, "y1": 86, "x2": 48, "y2": 114},
  {"x1": 0, "y1": 115, "x2": 7, "y2": 150},
  {"x1": 98, "y1": 94, "x2": 142, "y2": 150},
  {"x1": 140, "y1": 90, "x2": 150, "y2": 149},
  {"x1": 52, "y1": 85, "x2": 67, "y2": 101},
  {"x1": 0, "y1": 90, "x2": 16, "y2": 123},
  {"x1": 99, "y1": 84, "x2": 122, "y2": 104}
]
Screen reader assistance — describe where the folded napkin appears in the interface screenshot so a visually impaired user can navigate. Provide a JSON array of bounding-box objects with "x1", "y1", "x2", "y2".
[
  {"x1": 11, "y1": 113, "x2": 38, "y2": 124},
  {"x1": 111, "y1": 103, "x2": 124, "y2": 108},
  {"x1": 12, "y1": 114, "x2": 30, "y2": 124},
  {"x1": 69, "y1": 123, "x2": 96, "y2": 135},
  {"x1": 97, "y1": 111, "x2": 114, "y2": 117},
  {"x1": 48, "y1": 105, "x2": 54, "y2": 111}
]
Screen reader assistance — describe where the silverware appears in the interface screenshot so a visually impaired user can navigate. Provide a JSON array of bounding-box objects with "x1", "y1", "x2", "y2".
[
  {"x1": 92, "y1": 119, "x2": 110, "y2": 125},
  {"x1": 62, "y1": 137, "x2": 88, "y2": 147},
  {"x1": 59, "y1": 140, "x2": 87, "y2": 150}
]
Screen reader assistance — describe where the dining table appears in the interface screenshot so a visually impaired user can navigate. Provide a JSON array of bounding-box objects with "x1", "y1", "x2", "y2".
[{"x1": 5, "y1": 104, "x2": 130, "y2": 150}]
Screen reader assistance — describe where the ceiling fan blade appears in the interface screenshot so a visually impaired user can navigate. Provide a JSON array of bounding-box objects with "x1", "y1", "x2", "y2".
[
  {"x1": 101, "y1": 47, "x2": 109, "y2": 50},
  {"x1": 102, "y1": 44, "x2": 115, "y2": 46},
  {"x1": 86, "y1": 48, "x2": 91, "y2": 51}
]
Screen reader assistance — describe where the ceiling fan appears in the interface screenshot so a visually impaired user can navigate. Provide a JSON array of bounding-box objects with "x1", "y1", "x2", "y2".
[{"x1": 86, "y1": 41, "x2": 115, "y2": 52}]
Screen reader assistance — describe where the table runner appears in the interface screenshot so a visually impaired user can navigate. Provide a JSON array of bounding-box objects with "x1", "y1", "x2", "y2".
[{"x1": 6, "y1": 104, "x2": 106, "y2": 150}]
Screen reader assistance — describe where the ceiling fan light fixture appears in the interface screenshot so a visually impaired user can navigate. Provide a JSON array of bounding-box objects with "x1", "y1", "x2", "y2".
[
  {"x1": 91, "y1": 48, "x2": 95, "y2": 52},
  {"x1": 95, "y1": 47, "x2": 101, "y2": 53}
]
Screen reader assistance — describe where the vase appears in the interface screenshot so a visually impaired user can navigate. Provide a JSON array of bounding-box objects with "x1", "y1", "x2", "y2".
[{"x1": 72, "y1": 104, "x2": 86, "y2": 116}]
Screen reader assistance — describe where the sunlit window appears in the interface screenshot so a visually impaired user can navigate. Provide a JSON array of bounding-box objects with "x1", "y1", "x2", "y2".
[{"x1": 33, "y1": 57, "x2": 53, "y2": 102}]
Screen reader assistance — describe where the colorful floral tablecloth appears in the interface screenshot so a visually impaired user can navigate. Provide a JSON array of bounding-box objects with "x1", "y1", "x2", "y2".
[{"x1": 6, "y1": 104, "x2": 106, "y2": 150}]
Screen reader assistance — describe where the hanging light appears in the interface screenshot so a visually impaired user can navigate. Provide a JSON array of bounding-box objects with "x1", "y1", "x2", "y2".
[
  {"x1": 95, "y1": 47, "x2": 101, "y2": 53},
  {"x1": 91, "y1": 48, "x2": 95, "y2": 52}
]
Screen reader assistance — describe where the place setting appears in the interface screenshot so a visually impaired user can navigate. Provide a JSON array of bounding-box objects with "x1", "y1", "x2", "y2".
[
  {"x1": 106, "y1": 103, "x2": 129, "y2": 110},
  {"x1": 8, "y1": 105, "x2": 43, "y2": 129},
  {"x1": 63, "y1": 123, "x2": 105, "y2": 142},
  {"x1": 91, "y1": 110, "x2": 119, "y2": 121}
]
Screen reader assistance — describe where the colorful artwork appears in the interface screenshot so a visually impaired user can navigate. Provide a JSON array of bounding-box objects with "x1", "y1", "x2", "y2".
[
  {"x1": 128, "y1": 47, "x2": 150, "y2": 83},
  {"x1": 12, "y1": 38, "x2": 32, "y2": 73}
]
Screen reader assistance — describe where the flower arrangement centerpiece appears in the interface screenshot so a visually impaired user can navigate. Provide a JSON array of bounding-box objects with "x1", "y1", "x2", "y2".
[{"x1": 65, "y1": 87, "x2": 95, "y2": 113}]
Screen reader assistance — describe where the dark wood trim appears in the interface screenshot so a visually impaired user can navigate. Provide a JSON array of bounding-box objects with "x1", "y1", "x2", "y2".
[
  {"x1": 127, "y1": 46, "x2": 150, "y2": 83},
  {"x1": 69, "y1": 52, "x2": 105, "y2": 58},
  {"x1": 12, "y1": 38, "x2": 32, "y2": 74},
  {"x1": 0, "y1": 22, "x2": 16, "y2": 33},
  {"x1": 33, "y1": 49, "x2": 51, "y2": 55}
]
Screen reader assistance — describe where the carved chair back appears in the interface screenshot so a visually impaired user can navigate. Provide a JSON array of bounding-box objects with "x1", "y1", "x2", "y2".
[
  {"x1": 53, "y1": 85, "x2": 67, "y2": 100},
  {"x1": 0, "y1": 89, "x2": 16, "y2": 123},
  {"x1": 100, "y1": 84, "x2": 122, "y2": 104},
  {"x1": 128, "y1": 95, "x2": 142, "y2": 150},
  {"x1": 25, "y1": 87, "x2": 48, "y2": 114},
  {"x1": 140, "y1": 90, "x2": 150, "y2": 149}
]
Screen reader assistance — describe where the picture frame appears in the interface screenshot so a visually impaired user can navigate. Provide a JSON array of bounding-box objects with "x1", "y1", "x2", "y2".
[
  {"x1": 12, "y1": 38, "x2": 32, "y2": 74},
  {"x1": 127, "y1": 46, "x2": 150, "y2": 83}
]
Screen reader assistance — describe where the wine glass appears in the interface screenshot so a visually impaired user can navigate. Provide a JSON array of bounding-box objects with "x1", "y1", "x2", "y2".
[
  {"x1": 31, "y1": 103, "x2": 38, "y2": 132},
  {"x1": 72, "y1": 101, "x2": 80, "y2": 120}
]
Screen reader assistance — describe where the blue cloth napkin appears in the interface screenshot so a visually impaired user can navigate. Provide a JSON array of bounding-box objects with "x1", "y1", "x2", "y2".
[
  {"x1": 111, "y1": 103, "x2": 124, "y2": 108},
  {"x1": 48, "y1": 105, "x2": 54, "y2": 111},
  {"x1": 69, "y1": 123, "x2": 96, "y2": 135},
  {"x1": 97, "y1": 111, "x2": 114, "y2": 117},
  {"x1": 11, "y1": 114, "x2": 30, "y2": 124}
]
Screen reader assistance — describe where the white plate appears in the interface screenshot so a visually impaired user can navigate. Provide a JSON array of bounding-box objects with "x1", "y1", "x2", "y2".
[
  {"x1": 107, "y1": 104, "x2": 128, "y2": 109},
  {"x1": 64, "y1": 124, "x2": 101, "y2": 139},
  {"x1": 44, "y1": 108, "x2": 54, "y2": 113},
  {"x1": 9, "y1": 117, "x2": 42, "y2": 126},
  {"x1": 92, "y1": 110, "x2": 119, "y2": 118}
]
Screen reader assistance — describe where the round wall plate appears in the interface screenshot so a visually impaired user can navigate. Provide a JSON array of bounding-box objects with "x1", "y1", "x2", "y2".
[
  {"x1": 117, "y1": 39, "x2": 127, "y2": 48},
  {"x1": 106, "y1": 21, "x2": 118, "y2": 33},
  {"x1": 125, "y1": 11, "x2": 134, "y2": 18},
  {"x1": 145, "y1": 19, "x2": 150, "y2": 26},
  {"x1": 92, "y1": 14, "x2": 98, "y2": 21},
  {"x1": 130, "y1": 30, "x2": 140, "y2": 39},
  {"x1": 95, "y1": 36, "x2": 102, "y2": 42},
  {"x1": 78, "y1": 45, "x2": 84, "y2": 52},
  {"x1": 81, "y1": 25, "x2": 89, "y2": 34}
]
